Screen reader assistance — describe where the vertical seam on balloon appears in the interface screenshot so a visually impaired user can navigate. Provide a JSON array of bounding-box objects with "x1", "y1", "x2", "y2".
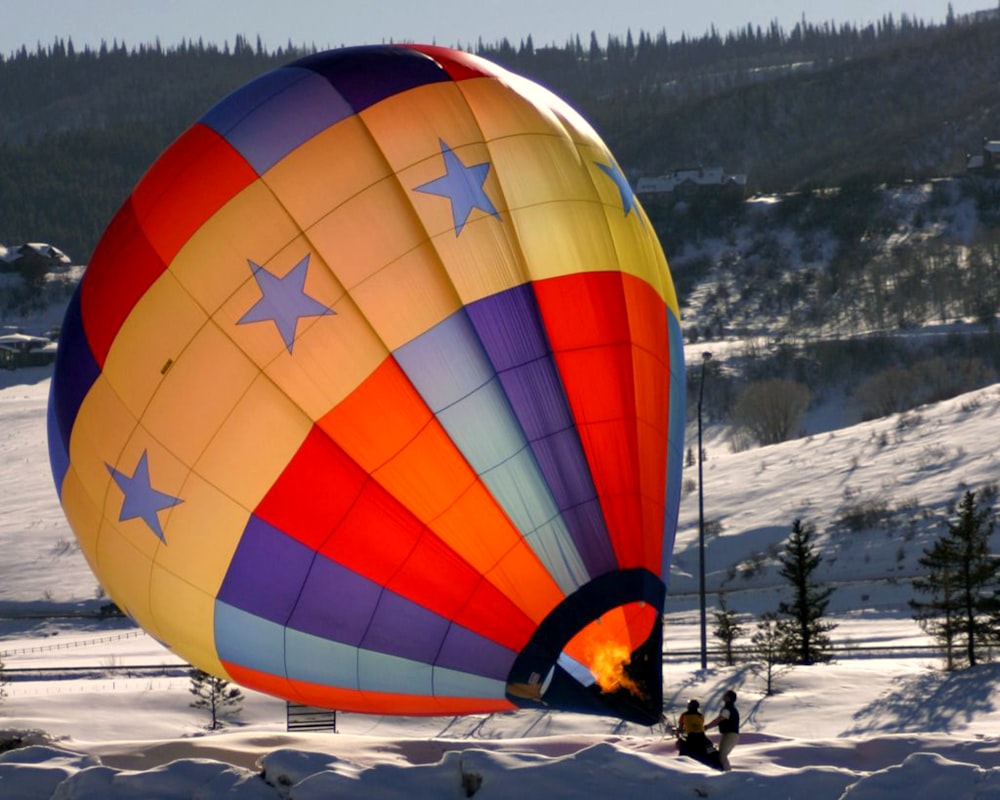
[{"x1": 332, "y1": 72, "x2": 589, "y2": 684}]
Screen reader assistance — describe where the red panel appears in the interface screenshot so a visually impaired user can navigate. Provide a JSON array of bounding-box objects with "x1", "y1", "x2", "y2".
[
  {"x1": 80, "y1": 124, "x2": 257, "y2": 367},
  {"x1": 387, "y1": 534, "x2": 536, "y2": 652},
  {"x1": 407, "y1": 44, "x2": 499, "y2": 81},
  {"x1": 254, "y1": 425, "x2": 368, "y2": 550},
  {"x1": 320, "y1": 482, "x2": 424, "y2": 586},
  {"x1": 534, "y1": 272, "x2": 672, "y2": 572},
  {"x1": 621, "y1": 277, "x2": 672, "y2": 570},
  {"x1": 80, "y1": 199, "x2": 167, "y2": 367},
  {"x1": 263, "y1": 421, "x2": 537, "y2": 650},
  {"x1": 224, "y1": 660, "x2": 516, "y2": 715},
  {"x1": 130, "y1": 123, "x2": 259, "y2": 265}
]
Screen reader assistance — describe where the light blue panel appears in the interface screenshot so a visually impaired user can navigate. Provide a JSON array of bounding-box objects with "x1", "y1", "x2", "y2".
[
  {"x1": 285, "y1": 629, "x2": 506, "y2": 699},
  {"x1": 432, "y1": 666, "x2": 508, "y2": 699},
  {"x1": 394, "y1": 311, "x2": 494, "y2": 413},
  {"x1": 437, "y1": 376, "x2": 524, "y2": 471},
  {"x1": 214, "y1": 601, "x2": 287, "y2": 677},
  {"x1": 357, "y1": 648, "x2": 434, "y2": 695},
  {"x1": 523, "y1": 516, "x2": 590, "y2": 589},
  {"x1": 284, "y1": 628, "x2": 360, "y2": 690},
  {"x1": 480, "y1": 446, "x2": 559, "y2": 529},
  {"x1": 480, "y1": 442, "x2": 587, "y2": 593},
  {"x1": 397, "y1": 308, "x2": 588, "y2": 594}
]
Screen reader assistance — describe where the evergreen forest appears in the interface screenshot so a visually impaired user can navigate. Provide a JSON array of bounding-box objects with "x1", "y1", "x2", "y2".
[{"x1": 2, "y1": 9, "x2": 1000, "y2": 263}]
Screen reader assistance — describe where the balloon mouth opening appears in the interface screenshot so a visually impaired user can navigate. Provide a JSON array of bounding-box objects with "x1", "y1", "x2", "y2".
[{"x1": 505, "y1": 569, "x2": 665, "y2": 725}]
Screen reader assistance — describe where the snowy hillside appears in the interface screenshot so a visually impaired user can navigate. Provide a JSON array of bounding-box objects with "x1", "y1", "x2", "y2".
[
  {"x1": 4, "y1": 363, "x2": 1000, "y2": 797},
  {"x1": 3, "y1": 181, "x2": 1000, "y2": 795}
]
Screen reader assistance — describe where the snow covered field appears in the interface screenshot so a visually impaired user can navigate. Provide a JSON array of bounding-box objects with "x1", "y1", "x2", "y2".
[{"x1": 3, "y1": 368, "x2": 1000, "y2": 798}]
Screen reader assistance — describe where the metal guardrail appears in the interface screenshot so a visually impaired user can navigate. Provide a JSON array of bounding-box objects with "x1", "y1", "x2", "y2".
[{"x1": 663, "y1": 643, "x2": 942, "y2": 662}]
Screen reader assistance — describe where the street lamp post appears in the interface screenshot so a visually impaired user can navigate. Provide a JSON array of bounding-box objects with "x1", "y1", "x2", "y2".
[{"x1": 697, "y1": 351, "x2": 712, "y2": 670}]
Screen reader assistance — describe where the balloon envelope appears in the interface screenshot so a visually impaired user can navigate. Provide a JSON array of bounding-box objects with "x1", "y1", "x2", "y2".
[{"x1": 48, "y1": 45, "x2": 685, "y2": 724}]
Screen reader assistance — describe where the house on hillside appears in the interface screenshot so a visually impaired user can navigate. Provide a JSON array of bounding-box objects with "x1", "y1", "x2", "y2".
[
  {"x1": 965, "y1": 139, "x2": 1000, "y2": 173},
  {"x1": 635, "y1": 166, "x2": 747, "y2": 198},
  {"x1": 0, "y1": 242, "x2": 72, "y2": 274},
  {"x1": 0, "y1": 332, "x2": 57, "y2": 369}
]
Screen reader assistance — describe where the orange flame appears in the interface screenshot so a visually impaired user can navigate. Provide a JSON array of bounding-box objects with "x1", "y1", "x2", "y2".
[{"x1": 589, "y1": 641, "x2": 645, "y2": 699}]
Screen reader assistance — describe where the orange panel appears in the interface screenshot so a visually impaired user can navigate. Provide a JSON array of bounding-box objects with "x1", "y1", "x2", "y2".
[
  {"x1": 317, "y1": 358, "x2": 432, "y2": 473},
  {"x1": 223, "y1": 661, "x2": 516, "y2": 716}
]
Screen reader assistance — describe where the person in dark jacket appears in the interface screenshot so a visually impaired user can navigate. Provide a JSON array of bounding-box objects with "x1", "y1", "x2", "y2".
[{"x1": 705, "y1": 690, "x2": 740, "y2": 770}]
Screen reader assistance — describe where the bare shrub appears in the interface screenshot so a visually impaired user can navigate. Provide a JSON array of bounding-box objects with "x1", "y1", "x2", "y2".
[{"x1": 730, "y1": 379, "x2": 810, "y2": 446}]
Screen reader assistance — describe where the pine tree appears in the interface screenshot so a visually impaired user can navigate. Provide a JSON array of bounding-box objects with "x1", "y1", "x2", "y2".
[
  {"x1": 189, "y1": 668, "x2": 243, "y2": 730},
  {"x1": 776, "y1": 519, "x2": 836, "y2": 664},
  {"x1": 0, "y1": 654, "x2": 7, "y2": 704},
  {"x1": 712, "y1": 593, "x2": 745, "y2": 666},
  {"x1": 750, "y1": 612, "x2": 786, "y2": 695},
  {"x1": 910, "y1": 489, "x2": 1000, "y2": 669}
]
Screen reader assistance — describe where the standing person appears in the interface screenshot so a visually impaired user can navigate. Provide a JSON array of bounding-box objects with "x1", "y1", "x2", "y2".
[{"x1": 706, "y1": 690, "x2": 740, "y2": 770}]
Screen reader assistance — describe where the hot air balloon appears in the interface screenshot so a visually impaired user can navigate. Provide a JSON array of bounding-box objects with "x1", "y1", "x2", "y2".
[{"x1": 47, "y1": 44, "x2": 684, "y2": 724}]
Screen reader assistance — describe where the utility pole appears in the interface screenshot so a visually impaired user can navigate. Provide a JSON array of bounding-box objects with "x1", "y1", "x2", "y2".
[{"x1": 697, "y1": 351, "x2": 712, "y2": 670}]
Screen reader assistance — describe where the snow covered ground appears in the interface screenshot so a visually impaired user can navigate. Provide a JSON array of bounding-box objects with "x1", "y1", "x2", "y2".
[{"x1": 2, "y1": 367, "x2": 1000, "y2": 798}]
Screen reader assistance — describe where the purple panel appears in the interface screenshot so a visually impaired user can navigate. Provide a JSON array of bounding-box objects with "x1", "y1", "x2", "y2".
[
  {"x1": 559, "y1": 501, "x2": 617, "y2": 575},
  {"x1": 201, "y1": 66, "x2": 353, "y2": 174},
  {"x1": 465, "y1": 283, "x2": 548, "y2": 369},
  {"x1": 467, "y1": 285, "x2": 616, "y2": 576},
  {"x1": 217, "y1": 515, "x2": 314, "y2": 623},
  {"x1": 287, "y1": 555, "x2": 381, "y2": 646},
  {"x1": 48, "y1": 287, "x2": 97, "y2": 493},
  {"x1": 361, "y1": 591, "x2": 450, "y2": 663},
  {"x1": 437, "y1": 624, "x2": 516, "y2": 682},
  {"x1": 497, "y1": 358, "x2": 573, "y2": 440},
  {"x1": 290, "y1": 557, "x2": 513, "y2": 676},
  {"x1": 292, "y1": 46, "x2": 451, "y2": 114}
]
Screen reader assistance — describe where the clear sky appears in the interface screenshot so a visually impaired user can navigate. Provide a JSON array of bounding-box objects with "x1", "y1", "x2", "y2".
[{"x1": 1, "y1": 0, "x2": 993, "y2": 57}]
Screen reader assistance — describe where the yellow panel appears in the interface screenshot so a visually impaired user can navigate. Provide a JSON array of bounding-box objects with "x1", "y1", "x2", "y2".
[
  {"x1": 95, "y1": 521, "x2": 160, "y2": 640},
  {"x1": 263, "y1": 115, "x2": 394, "y2": 230},
  {"x1": 65, "y1": 376, "x2": 135, "y2": 519},
  {"x1": 169, "y1": 179, "x2": 303, "y2": 315},
  {"x1": 152, "y1": 469, "x2": 251, "y2": 597},
  {"x1": 404, "y1": 139, "x2": 510, "y2": 238},
  {"x1": 215, "y1": 237, "x2": 345, "y2": 367},
  {"x1": 107, "y1": 432, "x2": 189, "y2": 553},
  {"x1": 192, "y1": 374, "x2": 312, "y2": 510},
  {"x1": 59, "y1": 464, "x2": 104, "y2": 576},
  {"x1": 142, "y1": 320, "x2": 260, "y2": 467},
  {"x1": 494, "y1": 199, "x2": 615, "y2": 275},
  {"x1": 305, "y1": 175, "x2": 433, "y2": 290},
  {"x1": 262, "y1": 291, "x2": 387, "y2": 420},
  {"x1": 149, "y1": 566, "x2": 228, "y2": 677},
  {"x1": 359, "y1": 81, "x2": 488, "y2": 172},
  {"x1": 69, "y1": 376, "x2": 188, "y2": 564},
  {"x1": 458, "y1": 73, "x2": 603, "y2": 146},
  {"x1": 411, "y1": 209, "x2": 525, "y2": 306},
  {"x1": 101, "y1": 271, "x2": 209, "y2": 421},
  {"x1": 347, "y1": 241, "x2": 462, "y2": 351},
  {"x1": 489, "y1": 133, "x2": 596, "y2": 210}
]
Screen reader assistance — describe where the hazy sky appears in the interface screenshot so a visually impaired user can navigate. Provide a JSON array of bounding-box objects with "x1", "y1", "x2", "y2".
[{"x1": 2, "y1": 0, "x2": 991, "y2": 57}]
